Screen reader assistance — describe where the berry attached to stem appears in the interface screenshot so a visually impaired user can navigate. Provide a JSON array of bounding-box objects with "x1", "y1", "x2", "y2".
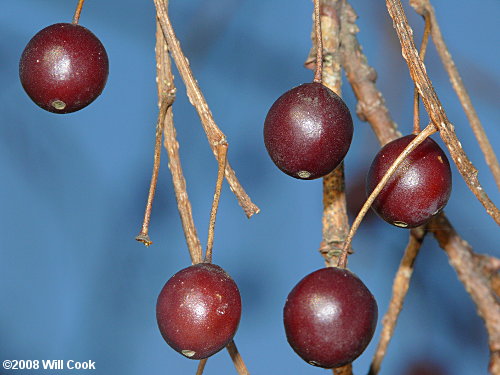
[
  {"x1": 366, "y1": 134, "x2": 452, "y2": 228},
  {"x1": 156, "y1": 263, "x2": 241, "y2": 360},
  {"x1": 284, "y1": 267, "x2": 378, "y2": 368},
  {"x1": 264, "y1": 82, "x2": 353, "y2": 180}
]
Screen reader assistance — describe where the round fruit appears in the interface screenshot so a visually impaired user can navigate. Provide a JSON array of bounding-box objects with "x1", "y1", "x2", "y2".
[
  {"x1": 366, "y1": 134, "x2": 452, "y2": 228},
  {"x1": 263, "y1": 82, "x2": 353, "y2": 180},
  {"x1": 156, "y1": 263, "x2": 241, "y2": 360},
  {"x1": 19, "y1": 23, "x2": 109, "y2": 113},
  {"x1": 283, "y1": 267, "x2": 378, "y2": 368}
]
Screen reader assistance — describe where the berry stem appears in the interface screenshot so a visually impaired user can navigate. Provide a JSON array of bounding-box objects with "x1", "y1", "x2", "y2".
[
  {"x1": 135, "y1": 95, "x2": 175, "y2": 246},
  {"x1": 72, "y1": 0, "x2": 86, "y2": 24},
  {"x1": 226, "y1": 340, "x2": 250, "y2": 375},
  {"x1": 412, "y1": 13, "x2": 431, "y2": 134},
  {"x1": 204, "y1": 143, "x2": 228, "y2": 263},
  {"x1": 337, "y1": 123, "x2": 437, "y2": 269},
  {"x1": 155, "y1": 20, "x2": 203, "y2": 264},
  {"x1": 368, "y1": 226, "x2": 426, "y2": 375},
  {"x1": 196, "y1": 359, "x2": 207, "y2": 375},
  {"x1": 333, "y1": 363, "x2": 353, "y2": 375},
  {"x1": 313, "y1": 0, "x2": 323, "y2": 83}
]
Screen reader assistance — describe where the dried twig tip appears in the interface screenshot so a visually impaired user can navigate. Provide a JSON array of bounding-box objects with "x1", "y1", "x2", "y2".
[{"x1": 135, "y1": 233, "x2": 153, "y2": 247}]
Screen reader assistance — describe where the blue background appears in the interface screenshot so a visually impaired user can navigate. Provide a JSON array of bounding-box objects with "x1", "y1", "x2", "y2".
[{"x1": 1, "y1": 1, "x2": 499, "y2": 374}]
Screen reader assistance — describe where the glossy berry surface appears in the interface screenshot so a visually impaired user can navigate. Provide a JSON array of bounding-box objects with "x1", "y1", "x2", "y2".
[
  {"x1": 19, "y1": 23, "x2": 108, "y2": 113},
  {"x1": 264, "y1": 82, "x2": 353, "y2": 180},
  {"x1": 156, "y1": 263, "x2": 241, "y2": 360},
  {"x1": 366, "y1": 134, "x2": 452, "y2": 228},
  {"x1": 283, "y1": 267, "x2": 377, "y2": 368}
]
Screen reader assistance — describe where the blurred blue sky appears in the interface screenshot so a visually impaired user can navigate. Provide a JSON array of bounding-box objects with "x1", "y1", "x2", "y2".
[{"x1": 0, "y1": 1, "x2": 498, "y2": 374}]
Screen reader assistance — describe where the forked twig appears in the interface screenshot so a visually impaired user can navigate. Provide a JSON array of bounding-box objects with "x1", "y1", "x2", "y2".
[
  {"x1": 410, "y1": 0, "x2": 500, "y2": 191},
  {"x1": 338, "y1": 123, "x2": 437, "y2": 268},
  {"x1": 226, "y1": 340, "x2": 250, "y2": 375},
  {"x1": 368, "y1": 227, "x2": 427, "y2": 375},
  {"x1": 153, "y1": 0, "x2": 259, "y2": 219},
  {"x1": 385, "y1": 0, "x2": 499, "y2": 225},
  {"x1": 154, "y1": 19, "x2": 203, "y2": 264}
]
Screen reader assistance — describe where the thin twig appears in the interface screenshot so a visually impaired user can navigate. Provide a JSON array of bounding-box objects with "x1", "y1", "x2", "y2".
[
  {"x1": 196, "y1": 359, "x2": 208, "y2": 375},
  {"x1": 153, "y1": 0, "x2": 259, "y2": 219},
  {"x1": 226, "y1": 340, "x2": 250, "y2": 375},
  {"x1": 412, "y1": 13, "x2": 430, "y2": 134},
  {"x1": 410, "y1": 0, "x2": 500, "y2": 191},
  {"x1": 204, "y1": 143, "x2": 228, "y2": 263},
  {"x1": 368, "y1": 227, "x2": 427, "y2": 375},
  {"x1": 428, "y1": 214, "x2": 500, "y2": 374},
  {"x1": 313, "y1": 0, "x2": 323, "y2": 83},
  {"x1": 135, "y1": 96, "x2": 174, "y2": 246},
  {"x1": 72, "y1": 0, "x2": 85, "y2": 24},
  {"x1": 339, "y1": 2, "x2": 401, "y2": 146},
  {"x1": 155, "y1": 19, "x2": 203, "y2": 264},
  {"x1": 385, "y1": 0, "x2": 499, "y2": 225},
  {"x1": 338, "y1": 123, "x2": 437, "y2": 268}
]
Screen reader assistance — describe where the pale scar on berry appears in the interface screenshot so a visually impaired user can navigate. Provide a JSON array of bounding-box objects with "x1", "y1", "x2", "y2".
[
  {"x1": 181, "y1": 350, "x2": 196, "y2": 357},
  {"x1": 52, "y1": 100, "x2": 66, "y2": 110},
  {"x1": 393, "y1": 221, "x2": 409, "y2": 228},
  {"x1": 297, "y1": 171, "x2": 312, "y2": 179}
]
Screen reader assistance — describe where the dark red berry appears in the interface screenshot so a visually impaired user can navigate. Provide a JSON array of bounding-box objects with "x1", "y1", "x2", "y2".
[
  {"x1": 264, "y1": 82, "x2": 353, "y2": 180},
  {"x1": 19, "y1": 23, "x2": 109, "y2": 113},
  {"x1": 366, "y1": 134, "x2": 452, "y2": 228},
  {"x1": 283, "y1": 267, "x2": 378, "y2": 369},
  {"x1": 156, "y1": 263, "x2": 241, "y2": 360}
]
